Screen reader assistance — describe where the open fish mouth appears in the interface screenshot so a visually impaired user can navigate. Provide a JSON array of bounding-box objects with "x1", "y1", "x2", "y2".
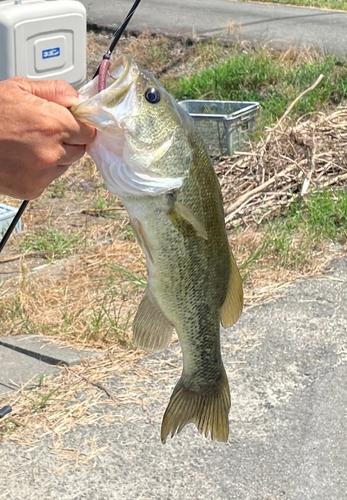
[
  {"x1": 106, "y1": 55, "x2": 132, "y2": 88},
  {"x1": 79, "y1": 55, "x2": 133, "y2": 99},
  {"x1": 71, "y1": 55, "x2": 139, "y2": 131},
  {"x1": 97, "y1": 54, "x2": 134, "y2": 107}
]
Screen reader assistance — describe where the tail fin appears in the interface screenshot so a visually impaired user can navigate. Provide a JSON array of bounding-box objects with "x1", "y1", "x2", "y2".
[{"x1": 161, "y1": 370, "x2": 231, "y2": 443}]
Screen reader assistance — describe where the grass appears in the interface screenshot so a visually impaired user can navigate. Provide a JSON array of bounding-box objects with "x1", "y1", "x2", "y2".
[
  {"x1": 49, "y1": 180, "x2": 67, "y2": 199},
  {"x1": 244, "y1": 189, "x2": 347, "y2": 271},
  {"x1": 247, "y1": 0, "x2": 347, "y2": 10},
  {"x1": 59, "y1": 280, "x2": 134, "y2": 344},
  {"x1": 290, "y1": 189, "x2": 347, "y2": 241},
  {"x1": 167, "y1": 50, "x2": 347, "y2": 129},
  {"x1": 117, "y1": 223, "x2": 136, "y2": 241},
  {"x1": 20, "y1": 225, "x2": 84, "y2": 260},
  {"x1": 0, "y1": 235, "x2": 145, "y2": 344},
  {"x1": 108, "y1": 263, "x2": 147, "y2": 288},
  {"x1": 25, "y1": 386, "x2": 60, "y2": 411},
  {"x1": 92, "y1": 194, "x2": 120, "y2": 217},
  {"x1": 0, "y1": 282, "x2": 134, "y2": 345}
]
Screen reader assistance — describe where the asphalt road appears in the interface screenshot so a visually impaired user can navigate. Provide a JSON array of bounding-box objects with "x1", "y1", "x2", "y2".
[
  {"x1": 82, "y1": 0, "x2": 347, "y2": 57},
  {"x1": 0, "y1": 254, "x2": 346, "y2": 499}
]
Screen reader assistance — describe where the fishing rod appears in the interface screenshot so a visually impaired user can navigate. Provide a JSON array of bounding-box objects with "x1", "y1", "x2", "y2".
[
  {"x1": 93, "y1": 0, "x2": 143, "y2": 79},
  {"x1": 0, "y1": 0, "x2": 143, "y2": 255},
  {"x1": 0, "y1": 200, "x2": 29, "y2": 254}
]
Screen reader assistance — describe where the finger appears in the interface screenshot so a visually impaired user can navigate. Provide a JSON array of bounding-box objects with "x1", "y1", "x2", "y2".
[
  {"x1": 38, "y1": 160, "x2": 77, "y2": 194},
  {"x1": 51, "y1": 104, "x2": 96, "y2": 145},
  {"x1": 62, "y1": 118, "x2": 96, "y2": 145},
  {"x1": 27, "y1": 79, "x2": 81, "y2": 107},
  {"x1": 57, "y1": 144, "x2": 86, "y2": 165}
]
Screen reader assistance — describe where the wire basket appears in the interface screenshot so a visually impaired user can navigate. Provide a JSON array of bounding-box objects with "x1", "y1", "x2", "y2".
[
  {"x1": 179, "y1": 100, "x2": 259, "y2": 157},
  {"x1": 0, "y1": 203, "x2": 22, "y2": 235}
]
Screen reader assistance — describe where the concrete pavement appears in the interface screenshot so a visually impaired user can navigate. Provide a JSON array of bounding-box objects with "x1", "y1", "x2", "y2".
[
  {"x1": 0, "y1": 335, "x2": 100, "y2": 395},
  {"x1": 0, "y1": 346, "x2": 58, "y2": 395},
  {"x1": 82, "y1": 0, "x2": 347, "y2": 57},
  {"x1": 0, "y1": 254, "x2": 346, "y2": 499}
]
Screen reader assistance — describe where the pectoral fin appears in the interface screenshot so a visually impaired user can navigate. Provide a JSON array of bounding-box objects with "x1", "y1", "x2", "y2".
[
  {"x1": 220, "y1": 246, "x2": 243, "y2": 328},
  {"x1": 173, "y1": 201, "x2": 208, "y2": 240},
  {"x1": 133, "y1": 288, "x2": 173, "y2": 351}
]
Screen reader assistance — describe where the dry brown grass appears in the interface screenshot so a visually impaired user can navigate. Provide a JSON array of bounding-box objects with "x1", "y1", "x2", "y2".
[
  {"x1": 218, "y1": 106, "x2": 347, "y2": 228},
  {"x1": 0, "y1": 237, "x2": 145, "y2": 346},
  {"x1": 0, "y1": 345, "x2": 146, "y2": 450}
]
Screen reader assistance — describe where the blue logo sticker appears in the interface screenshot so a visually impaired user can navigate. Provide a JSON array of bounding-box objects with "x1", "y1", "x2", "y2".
[{"x1": 42, "y1": 47, "x2": 60, "y2": 59}]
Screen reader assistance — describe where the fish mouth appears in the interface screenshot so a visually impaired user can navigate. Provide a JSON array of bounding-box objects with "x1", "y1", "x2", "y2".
[
  {"x1": 77, "y1": 54, "x2": 134, "y2": 101},
  {"x1": 71, "y1": 54, "x2": 138, "y2": 130},
  {"x1": 108, "y1": 55, "x2": 131, "y2": 83},
  {"x1": 100, "y1": 55, "x2": 134, "y2": 107}
]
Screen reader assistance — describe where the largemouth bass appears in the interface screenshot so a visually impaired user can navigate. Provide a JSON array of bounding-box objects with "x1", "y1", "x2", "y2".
[{"x1": 71, "y1": 55, "x2": 243, "y2": 443}]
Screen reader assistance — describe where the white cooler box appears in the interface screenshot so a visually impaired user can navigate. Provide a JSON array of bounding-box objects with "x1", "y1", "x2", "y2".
[{"x1": 0, "y1": 0, "x2": 86, "y2": 87}]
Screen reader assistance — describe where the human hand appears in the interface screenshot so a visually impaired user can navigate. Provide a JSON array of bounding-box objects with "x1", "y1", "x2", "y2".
[{"x1": 0, "y1": 77, "x2": 95, "y2": 200}]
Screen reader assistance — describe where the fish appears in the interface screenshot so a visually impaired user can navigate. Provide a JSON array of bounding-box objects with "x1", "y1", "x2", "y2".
[{"x1": 71, "y1": 55, "x2": 243, "y2": 443}]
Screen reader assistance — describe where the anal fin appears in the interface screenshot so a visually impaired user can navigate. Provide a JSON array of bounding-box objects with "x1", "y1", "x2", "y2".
[
  {"x1": 133, "y1": 288, "x2": 173, "y2": 352},
  {"x1": 220, "y1": 246, "x2": 243, "y2": 328}
]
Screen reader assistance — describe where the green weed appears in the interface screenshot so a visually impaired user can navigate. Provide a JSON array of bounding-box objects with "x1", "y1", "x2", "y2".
[
  {"x1": 168, "y1": 50, "x2": 347, "y2": 128},
  {"x1": 108, "y1": 263, "x2": 147, "y2": 288},
  {"x1": 147, "y1": 44, "x2": 171, "y2": 65},
  {"x1": 239, "y1": 189, "x2": 347, "y2": 274},
  {"x1": 88, "y1": 297, "x2": 132, "y2": 345},
  {"x1": 240, "y1": 239, "x2": 269, "y2": 271},
  {"x1": 76, "y1": 282, "x2": 133, "y2": 344},
  {"x1": 49, "y1": 180, "x2": 67, "y2": 199},
  {"x1": 118, "y1": 223, "x2": 135, "y2": 241},
  {"x1": 91, "y1": 194, "x2": 120, "y2": 217},
  {"x1": 75, "y1": 192, "x2": 83, "y2": 203},
  {"x1": 20, "y1": 225, "x2": 83, "y2": 260},
  {"x1": 93, "y1": 194, "x2": 108, "y2": 211},
  {"x1": 25, "y1": 387, "x2": 59, "y2": 411},
  {"x1": 264, "y1": 189, "x2": 347, "y2": 268},
  {"x1": 0, "y1": 296, "x2": 32, "y2": 335}
]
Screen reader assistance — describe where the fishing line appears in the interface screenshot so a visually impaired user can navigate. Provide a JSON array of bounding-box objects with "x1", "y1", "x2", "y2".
[{"x1": 0, "y1": 0, "x2": 143, "y2": 255}]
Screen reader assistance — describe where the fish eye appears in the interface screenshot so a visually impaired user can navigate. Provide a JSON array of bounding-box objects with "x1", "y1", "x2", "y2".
[{"x1": 145, "y1": 87, "x2": 161, "y2": 104}]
